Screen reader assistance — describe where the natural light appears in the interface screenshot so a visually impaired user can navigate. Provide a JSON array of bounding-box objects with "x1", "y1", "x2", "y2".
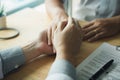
[{"x1": 1, "y1": 0, "x2": 43, "y2": 15}]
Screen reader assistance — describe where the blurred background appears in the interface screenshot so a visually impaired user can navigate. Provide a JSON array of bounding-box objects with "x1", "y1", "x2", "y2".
[{"x1": 2, "y1": 0, "x2": 44, "y2": 15}]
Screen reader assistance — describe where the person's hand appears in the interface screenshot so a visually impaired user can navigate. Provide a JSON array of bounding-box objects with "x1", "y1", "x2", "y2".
[
  {"x1": 35, "y1": 29, "x2": 54, "y2": 55},
  {"x1": 47, "y1": 14, "x2": 68, "y2": 46},
  {"x1": 23, "y1": 29, "x2": 54, "y2": 62},
  {"x1": 82, "y1": 19, "x2": 120, "y2": 42},
  {"x1": 53, "y1": 17, "x2": 82, "y2": 65}
]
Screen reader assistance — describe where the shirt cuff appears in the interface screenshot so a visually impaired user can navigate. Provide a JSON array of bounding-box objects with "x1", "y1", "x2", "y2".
[
  {"x1": 0, "y1": 57, "x2": 3, "y2": 79},
  {"x1": 48, "y1": 59, "x2": 76, "y2": 79},
  {"x1": 0, "y1": 46, "x2": 26, "y2": 75}
]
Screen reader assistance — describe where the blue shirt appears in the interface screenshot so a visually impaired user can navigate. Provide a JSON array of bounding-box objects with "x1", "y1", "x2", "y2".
[
  {"x1": 0, "y1": 47, "x2": 76, "y2": 80},
  {"x1": 0, "y1": 47, "x2": 25, "y2": 78}
]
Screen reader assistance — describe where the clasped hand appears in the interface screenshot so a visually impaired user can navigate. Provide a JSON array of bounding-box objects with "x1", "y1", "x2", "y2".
[
  {"x1": 32, "y1": 17, "x2": 82, "y2": 65},
  {"x1": 46, "y1": 17, "x2": 82, "y2": 64}
]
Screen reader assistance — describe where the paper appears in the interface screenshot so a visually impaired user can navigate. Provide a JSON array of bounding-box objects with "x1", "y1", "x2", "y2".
[{"x1": 76, "y1": 43, "x2": 120, "y2": 80}]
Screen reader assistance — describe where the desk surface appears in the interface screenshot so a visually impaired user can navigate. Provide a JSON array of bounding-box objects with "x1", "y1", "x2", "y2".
[{"x1": 1, "y1": 5, "x2": 120, "y2": 80}]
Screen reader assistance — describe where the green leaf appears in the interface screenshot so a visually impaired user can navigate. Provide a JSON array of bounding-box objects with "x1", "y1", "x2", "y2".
[{"x1": 0, "y1": 2, "x2": 4, "y2": 17}]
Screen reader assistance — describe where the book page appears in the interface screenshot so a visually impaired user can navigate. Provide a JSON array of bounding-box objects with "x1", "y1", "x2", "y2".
[{"x1": 76, "y1": 43, "x2": 120, "y2": 80}]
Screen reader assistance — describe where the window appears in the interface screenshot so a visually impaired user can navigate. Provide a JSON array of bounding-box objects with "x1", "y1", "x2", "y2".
[{"x1": 2, "y1": 0, "x2": 44, "y2": 15}]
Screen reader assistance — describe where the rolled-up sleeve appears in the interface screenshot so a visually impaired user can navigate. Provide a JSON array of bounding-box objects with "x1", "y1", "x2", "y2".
[
  {"x1": 46, "y1": 59, "x2": 76, "y2": 80},
  {"x1": 0, "y1": 46, "x2": 25, "y2": 77}
]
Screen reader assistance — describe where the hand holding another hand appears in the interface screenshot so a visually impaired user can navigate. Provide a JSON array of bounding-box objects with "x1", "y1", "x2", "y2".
[
  {"x1": 53, "y1": 17, "x2": 82, "y2": 65},
  {"x1": 47, "y1": 13, "x2": 68, "y2": 46}
]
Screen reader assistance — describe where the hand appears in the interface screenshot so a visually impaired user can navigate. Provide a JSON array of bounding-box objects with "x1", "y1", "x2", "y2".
[
  {"x1": 53, "y1": 17, "x2": 82, "y2": 64},
  {"x1": 82, "y1": 19, "x2": 120, "y2": 42},
  {"x1": 47, "y1": 14, "x2": 68, "y2": 46},
  {"x1": 35, "y1": 29, "x2": 54, "y2": 55},
  {"x1": 23, "y1": 29, "x2": 54, "y2": 62}
]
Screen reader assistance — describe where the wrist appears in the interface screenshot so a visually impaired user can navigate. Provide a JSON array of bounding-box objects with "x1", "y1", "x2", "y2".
[
  {"x1": 56, "y1": 49, "x2": 76, "y2": 66},
  {"x1": 22, "y1": 41, "x2": 42, "y2": 62},
  {"x1": 54, "y1": 10, "x2": 68, "y2": 21},
  {"x1": 105, "y1": 17, "x2": 120, "y2": 28}
]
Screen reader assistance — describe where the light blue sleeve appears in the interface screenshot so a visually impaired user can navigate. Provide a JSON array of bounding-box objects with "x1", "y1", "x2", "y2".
[
  {"x1": 0, "y1": 46, "x2": 26, "y2": 75},
  {"x1": 46, "y1": 59, "x2": 76, "y2": 80},
  {"x1": 0, "y1": 56, "x2": 3, "y2": 79}
]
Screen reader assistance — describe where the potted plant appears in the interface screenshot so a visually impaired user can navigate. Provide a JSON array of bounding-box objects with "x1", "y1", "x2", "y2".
[{"x1": 0, "y1": 2, "x2": 6, "y2": 29}]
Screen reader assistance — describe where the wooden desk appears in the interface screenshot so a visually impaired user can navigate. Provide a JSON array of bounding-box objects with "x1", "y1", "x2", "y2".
[
  {"x1": 1, "y1": 6, "x2": 120, "y2": 80},
  {"x1": 1, "y1": 8, "x2": 53, "y2": 80}
]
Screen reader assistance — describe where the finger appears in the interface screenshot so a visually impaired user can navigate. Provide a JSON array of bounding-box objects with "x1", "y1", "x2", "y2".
[
  {"x1": 58, "y1": 20, "x2": 68, "y2": 31},
  {"x1": 73, "y1": 18, "x2": 83, "y2": 38},
  {"x1": 73, "y1": 18, "x2": 81, "y2": 30},
  {"x1": 52, "y1": 25, "x2": 57, "y2": 40},
  {"x1": 88, "y1": 32, "x2": 105, "y2": 42},
  {"x1": 63, "y1": 17, "x2": 74, "y2": 31},
  {"x1": 53, "y1": 47, "x2": 56, "y2": 53},
  {"x1": 47, "y1": 26, "x2": 52, "y2": 45},
  {"x1": 82, "y1": 21, "x2": 94, "y2": 29},
  {"x1": 82, "y1": 25, "x2": 98, "y2": 34},
  {"x1": 83, "y1": 30, "x2": 97, "y2": 40}
]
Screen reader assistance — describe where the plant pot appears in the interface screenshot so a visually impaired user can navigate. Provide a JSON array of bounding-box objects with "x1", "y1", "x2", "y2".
[{"x1": 0, "y1": 16, "x2": 6, "y2": 29}]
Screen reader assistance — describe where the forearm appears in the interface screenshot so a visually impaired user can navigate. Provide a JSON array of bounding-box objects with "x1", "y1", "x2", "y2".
[
  {"x1": 0, "y1": 41, "x2": 43, "y2": 75},
  {"x1": 45, "y1": 0, "x2": 68, "y2": 20}
]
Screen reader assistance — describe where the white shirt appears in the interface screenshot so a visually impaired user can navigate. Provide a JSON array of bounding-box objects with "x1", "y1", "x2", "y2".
[{"x1": 66, "y1": 0, "x2": 120, "y2": 21}]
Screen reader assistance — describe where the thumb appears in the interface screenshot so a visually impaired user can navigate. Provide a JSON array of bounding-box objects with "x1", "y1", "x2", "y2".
[{"x1": 63, "y1": 17, "x2": 73, "y2": 31}]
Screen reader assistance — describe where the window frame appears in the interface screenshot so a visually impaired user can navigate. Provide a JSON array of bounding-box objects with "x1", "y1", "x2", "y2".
[{"x1": 5, "y1": 0, "x2": 44, "y2": 15}]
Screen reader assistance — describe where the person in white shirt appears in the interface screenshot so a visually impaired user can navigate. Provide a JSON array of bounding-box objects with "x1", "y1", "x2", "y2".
[
  {"x1": 45, "y1": 0, "x2": 120, "y2": 42},
  {"x1": 0, "y1": 17, "x2": 82, "y2": 80}
]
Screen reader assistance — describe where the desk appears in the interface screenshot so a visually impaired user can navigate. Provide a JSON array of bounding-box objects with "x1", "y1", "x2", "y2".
[{"x1": 1, "y1": 5, "x2": 120, "y2": 80}]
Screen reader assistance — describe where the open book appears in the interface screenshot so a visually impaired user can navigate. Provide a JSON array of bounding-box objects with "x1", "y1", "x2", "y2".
[{"x1": 76, "y1": 43, "x2": 120, "y2": 80}]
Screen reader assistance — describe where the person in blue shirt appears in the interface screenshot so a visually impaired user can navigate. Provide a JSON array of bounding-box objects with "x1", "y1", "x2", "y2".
[{"x1": 0, "y1": 17, "x2": 82, "y2": 80}]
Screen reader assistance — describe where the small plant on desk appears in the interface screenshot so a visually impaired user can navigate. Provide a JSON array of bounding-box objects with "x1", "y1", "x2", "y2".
[
  {"x1": 0, "y1": 2, "x2": 6, "y2": 29},
  {"x1": 0, "y1": 4, "x2": 4, "y2": 17}
]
